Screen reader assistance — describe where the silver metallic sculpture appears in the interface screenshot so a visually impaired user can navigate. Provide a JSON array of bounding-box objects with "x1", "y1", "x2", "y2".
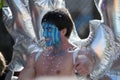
[
  {"x1": 3, "y1": 0, "x2": 45, "y2": 80},
  {"x1": 2, "y1": 0, "x2": 120, "y2": 80},
  {"x1": 75, "y1": 0, "x2": 120, "y2": 80},
  {"x1": 89, "y1": 0, "x2": 120, "y2": 80},
  {"x1": 95, "y1": 0, "x2": 120, "y2": 39},
  {"x1": 74, "y1": 0, "x2": 119, "y2": 79}
]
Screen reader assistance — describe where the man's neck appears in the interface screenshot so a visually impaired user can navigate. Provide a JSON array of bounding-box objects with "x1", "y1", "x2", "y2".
[{"x1": 47, "y1": 41, "x2": 72, "y2": 56}]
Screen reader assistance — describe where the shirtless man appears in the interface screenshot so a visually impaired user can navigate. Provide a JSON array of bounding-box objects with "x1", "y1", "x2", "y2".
[{"x1": 18, "y1": 9, "x2": 96, "y2": 80}]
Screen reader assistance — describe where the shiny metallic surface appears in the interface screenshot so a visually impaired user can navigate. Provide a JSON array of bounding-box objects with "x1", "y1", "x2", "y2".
[
  {"x1": 89, "y1": 20, "x2": 116, "y2": 80},
  {"x1": 112, "y1": 0, "x2": 120, "y2": 38},
  {"x1": 77, "y1": 20, "x2": 117, "y2": 80},
  {"x1": 3, "y1": 0, "x2": 43, "y2": 73},
  {"x1": 89, "y1": 0, "x2": 120, "y2": 79},
  {"x1": 94, "y1": 0, "x2": 120, "y2": 39},
  {"x1": 6, "y1": 0, "x2": 36, "y2": 41}
]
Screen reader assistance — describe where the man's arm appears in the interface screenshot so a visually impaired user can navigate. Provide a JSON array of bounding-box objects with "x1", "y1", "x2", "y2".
[
  {"x1": 74, "y1": 47, "x2": 99, "y2": 76},
  {"x1": 18, "y1": 53, "x2": 36, "y2": 80}
]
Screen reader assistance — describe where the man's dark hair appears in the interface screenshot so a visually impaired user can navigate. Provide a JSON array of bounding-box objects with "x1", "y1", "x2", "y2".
[{"x1": 42, "y1": 9, "x2": 73, "y2": 38}]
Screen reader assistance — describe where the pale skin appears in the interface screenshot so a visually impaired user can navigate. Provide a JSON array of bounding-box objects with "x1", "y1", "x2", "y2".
[{"x1": 18, "y1": 28, "x2": 95, "y2": 80}]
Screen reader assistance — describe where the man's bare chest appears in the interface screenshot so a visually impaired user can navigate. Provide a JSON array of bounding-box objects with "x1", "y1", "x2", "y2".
[{"x1": 35, "y1": 52, "x2": 73, "y2": 75}]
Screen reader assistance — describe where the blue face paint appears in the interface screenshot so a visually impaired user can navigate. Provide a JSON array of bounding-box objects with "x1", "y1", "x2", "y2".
[{"x1": 42, "y1": 22, "x2": 61, "y2": 47}]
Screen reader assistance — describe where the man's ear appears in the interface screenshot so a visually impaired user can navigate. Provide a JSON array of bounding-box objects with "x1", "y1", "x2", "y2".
[{"x1": 61, "y1": 28, "x2": 67, "y2": 35}]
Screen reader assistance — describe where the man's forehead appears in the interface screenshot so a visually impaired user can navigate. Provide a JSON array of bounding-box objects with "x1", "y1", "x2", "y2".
[{"x1": 42, "y1": 22, "x2": 57, "y2": 29}]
